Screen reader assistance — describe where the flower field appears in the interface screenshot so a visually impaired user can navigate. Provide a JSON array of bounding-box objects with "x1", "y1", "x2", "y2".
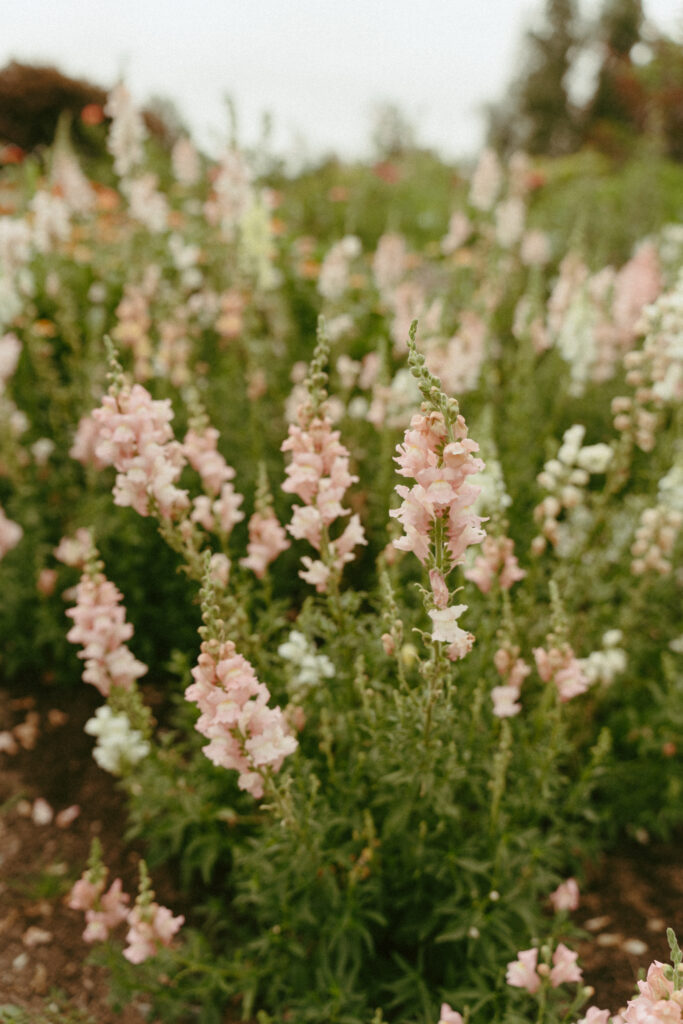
[{"x1": 0, "y1": 84, "x2": 682, "y2": 1023}]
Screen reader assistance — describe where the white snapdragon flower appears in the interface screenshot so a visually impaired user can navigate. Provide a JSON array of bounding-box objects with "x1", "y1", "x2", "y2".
[
  {"x1": 84, "y1": 706, "x2": 150, "y2": 775},
  {"x1": 278, "y1": 631, "x2": 335, "y2": 692}
]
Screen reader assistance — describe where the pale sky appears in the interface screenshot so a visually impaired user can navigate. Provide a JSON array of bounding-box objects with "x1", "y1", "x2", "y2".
[{"x1": 2, "y1": 0, "x2": 681, "y2": 163}]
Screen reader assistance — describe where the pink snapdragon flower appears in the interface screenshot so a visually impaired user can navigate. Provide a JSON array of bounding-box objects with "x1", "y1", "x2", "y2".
[
  {"x1": 506, "y1": 948, "x2": 541, "y2": 994},
  {"x1": 0, "y1": 506, "x2": 22, "y2": 559},
  {"x1": 123, "y1": 902, "x2": 184, "y2": 964},
  {"x1": 491, "y1": 645, "x2": 530, "y2": 718},
  {"x1": 438, "y1": 1004, "x2": 464, "y2": 1024},
  {"x1": 240, "y1": 509, "x2": 290, "y2": 578},
  {"x1": 578, "y1": 1008, "x2": 612, "y2": 1024},
  {"x1": 534, "y1": 645, "x2": 590, "y2": 702},
  {"x1": 391, "y1": 411, "x2": 485, "y2": 567},
  {"x1": 281, "y1": 404, "x2": 366, "y2": 592},
  {"x1": 183, "y1": 427, "x2": 236, "y2": 496},
  {"x1": 550, "y1": 877, "x2": 580, "y2": 913},
  {"x1": 550, "y1": 943, "x2": 583, "y2": 987},
  {"x1": 65, "y1": 571, "x2": 147, "y2": 696},
  {"x1": 464, "y1": 535, "x2": 526, "y2": 594},
  {"x1": 185, "y1": 640, "x2": 297, "y2": 798},
  {"x1": 105, "y1": 82, "x2": 146, "y2": 178},
  {"x1": 91, "y1": 383, "x2": 189, "y2": 520},
  {"x1": 390, "y1": 408, "x2": 485, "y2": 660},
  {"x1": 69, "y1": 874, "x2": 130, "y2": 943}
]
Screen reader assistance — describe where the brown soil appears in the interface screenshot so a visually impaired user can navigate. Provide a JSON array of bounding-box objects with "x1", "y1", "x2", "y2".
[{"x1": 1, "y1": 683, "x2": 682, "y2": 1022}]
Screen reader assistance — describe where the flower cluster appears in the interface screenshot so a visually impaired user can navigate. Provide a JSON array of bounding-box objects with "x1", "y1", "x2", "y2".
[
  {"x1": 84, "y1": 705, "x2": 150, "y2": 774},
  {"x1": 464, "y1": 535, "x2": 526, "y2": 594},
  {"x1": 124, "y1": 901, "x2": 185, "y2": 965},
  {"x1": 183, "y1": 424, "x2": 244, "y2": 538},
  {"x1": 534, "y1": 644, "x2": 590, "y2": 703},
  {"x1": 69, "y1": 850, "x2": 183, "y2": 964},
  {"x1": 533, "y1": 424, "x2": 613, "y2": 555},
  {"x1": 65, "y1": 569, "x2": 148, "y2": 697},
  {"x1": 185, "y1": 639, "x2": 297, "y2": 798},
  {"x1": 105, "y1": 83, "x2": 146, "y2": 179},
  {"x1": 69, "y1": 872, "x2": 130, "y2": 944},
  {"x1": 491, "y1": 643, "x2": 531, "y2": 718},
  {"x1": 91, "y1": 381, "x2": 189, "y2": 519},
  {"x1": 278, "y1": 630, "x2": 335, "y2": 694},
  {"x1": 390, "y1": 400, "x2": 486, "y2": 660},
  {"x1": 506, "y1": 942, "x2": 583, "y2": 993},
  {"x1": 281, "y1": 403, "x2": 366, "y2": 594}
]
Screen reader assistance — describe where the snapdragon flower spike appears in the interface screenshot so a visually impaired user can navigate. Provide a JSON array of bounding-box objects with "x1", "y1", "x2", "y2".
[
  {"x1": 185, "y1": 639, "x2": 297, "y2": 799},
  {"x1": 68, "y1": 840, "x2": 130, "y2": 944},
  {"x1": 281, "y1": 319, "x2": 366, "y2": 593},
  {"x1": 91, "y1": 378, "x2": 189, "y2": 520},
  {"x1": 390, "y1": 324, "x2": 486, "y2": 660},
  {"x1": 241, "y1": 464, "x2": 290, "y2": 579},
  {"x1": 65, "y1": 565, "x2": 148, "y2": 697}
]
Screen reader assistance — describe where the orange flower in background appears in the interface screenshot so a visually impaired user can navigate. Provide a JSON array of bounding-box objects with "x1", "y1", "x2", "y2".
[
  {"x1": 81, "y1": 103, "x2": 105, "y2": 126},
  {"x1": 0, "y1": 144, "x2": 25, "y2": 165},
  {"x1": 372, "y1": 161, "x2": 401, "y2": 183}
]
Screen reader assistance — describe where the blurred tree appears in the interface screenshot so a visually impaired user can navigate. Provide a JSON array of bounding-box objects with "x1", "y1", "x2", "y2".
[
  {"x1": 370, "y1": 101, "x2": 418, "y2": 159},
  {"x1": 487, "y1": 0, "x2": 580, "y2": 156}
]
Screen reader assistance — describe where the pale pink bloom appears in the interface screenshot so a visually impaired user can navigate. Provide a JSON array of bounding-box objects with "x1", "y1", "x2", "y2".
[
  {"x1": 83, "y1": 878, "x2": 130, "y2": 943},
  {"x1": 69, "y1": 876, "x2": 104, "y2": 912},
  {"x1": 288, "y1": 505, "x2": 323, "y2": 548},
  {"x1": 0, "y1": 506, "x2": 22, "y2": 559},
  {"x1": 550, "y1": 943, "x2": 582, "y2": 987},
  {"x1": 183, "y1": 427, "x2": 235, "y2": 496},
  {"x1": 282, "y1": 407, "x2": 365, "y2": 589},
  {"x1": 492, "y1": 685, "x2": 522, "y2": 718},
  {"x1": 381, "y1": 633, "x2": 395, "y2": 656},
  {"x1": 318, "y1": 235, "x2": 361, "y2": 301},
  {"x1": 465, "y1": 535, "x2": 525, "y2": 593},
  {"x1": 636, "y1": 961, "x2": 676, "y2": 1003},
  {"x1": 91, "y1": 383, "x2": 189, "y2": 520},
  {"x1": 185, "y1": 640, "x2": 297, "y2": 797},
  {"x1": 439, "y1": 1004, "x2": 464, "y2": 1024},
  {"x1": 70, "y1": 414, "x2": 109, "y2": 469},
  {"x1": 578, "y1": 1008, "x2": 611, "y2": 1024},
  {"x1": 495, "y1": 196, "x2": 526, "y2": 248},
  {"x1": 171, "y1": 136, "x2": 201, "y2": 186},
  {"x1": 240, "y1": 509, "x2": 290, "y2": 578},
  {"x1": 333, "y1": 514, "x2": 367, "y2": 564},
  {"x1": 429, "y1": 604, "x2": 468, "y2": 644},
  {"x1": 469, "y1": 149, "x2": 502, "y2": 211},
  {"x1": 66, "y1": 572, "x2": 147, "y2": 696},
  {"x1": 208, "y1": 553, "x2": 231, "y2": 588},
  {"x1": 299, "y1": 556, "x2": 332, "y2": 593},
  {"x1": 429, "y1": 569, "x2": 449, "y2": 609},
  {"x1": 550, "y1": 877, "x2": 580, "y2": 912},
  {"x1": 534, "y1": 646, "x2": 590, "y2": 702},
  {"x1": 426, "y1": 313, "x2": 488, "y2": 395},
  {"x1": 191, "y1": 495, "x2": 216, "y2": 531},
  {"x1": 204, "y1": 147, "x2": 252, "y2": 240},
  {"x1": 30, "y1": 190, "x2": 71, "y2": 253},
  {"x1": 442, "y1": 211, "x2": 471, "y2": 254},
  {"x1": 105, "y1": 82, "x2": 146, "y2": 178},
  {"x1": 612, "y1": 242, "x2": 661, "y2": 347},
  {"x1": 372, "y1": 232, "x2": 408, "y2": 295},
  {"x1": 123, "y1": 902, "x2": 184, "y2": 964},
  {"x1": 506, "y1": 948, "x2": 541, "y2": 994},
  {"x1": 521, "y1": 229, "x2": 551, "y2": 266},
  {"x1": 123, "y1": 173, "x2": 168, "y2": 232},
  {"x1": 212, "y1": 482, "x2": 245, "y2": 536}
]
